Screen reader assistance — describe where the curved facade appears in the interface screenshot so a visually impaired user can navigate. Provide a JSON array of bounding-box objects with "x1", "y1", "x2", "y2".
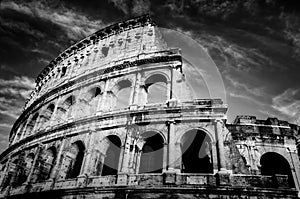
[{"x1": 0, "y1": 15, "x2": 300, "y2": 198}]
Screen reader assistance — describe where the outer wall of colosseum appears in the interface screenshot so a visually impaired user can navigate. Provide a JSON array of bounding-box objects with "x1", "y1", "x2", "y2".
[{"x1": 0, "y1": 15, "x2": 299, "y2": 199}]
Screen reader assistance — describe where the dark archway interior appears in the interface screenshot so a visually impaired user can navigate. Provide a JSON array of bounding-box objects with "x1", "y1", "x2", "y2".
[
  {"x1": 181, "y1": 130, "x2": 213, "y2": 173},
  {"x1": 102, "y1": 135, "x2": 121, "y2": 176},
  {"x1": 67, "y1": 141, "x2": 85, "y2": 179},
  {"x1": 260, "y1": 152, "x2": 295, "y2": 187},
  {"x1": 139, "y1": 132, "x2": 164, "y2": 174}
]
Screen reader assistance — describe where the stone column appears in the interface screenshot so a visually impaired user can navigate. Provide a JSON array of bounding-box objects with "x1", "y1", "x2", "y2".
[
  {"x1": 214, "y1": 119, "x2": 227, "y2": 171},
  {"x1": 211, "y1": 141, "x2": 218, "y2": 174},
  {"x1": 119, "y1": 132, "x2": 132, "y2": 173},
  {"x1": 118, "y1": 145, "x2": 126, "y2": 173},
  {"x1": 167, "y1": 120, "x2": 179, "y2": 172},
  {"x1": 214, "y1": 119, "x2": 230, "y2": 186},
  {"x1": 129, "y1": 73, "x2": 138, "y2": 106},
  {"x1": 81, "y1": 130, "x2": 94, "y2": 175},
  {"x1": 50, "y1": 138, "x2": 66, "y2": 179},
  {"x1": 162, "y1": 143, "x2": 168, "y2": 172}
]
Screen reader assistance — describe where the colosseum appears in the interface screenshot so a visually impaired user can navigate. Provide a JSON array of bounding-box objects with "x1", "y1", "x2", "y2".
[{"x1": 0, "y1": 14, "x2": 300, "y2": 198}]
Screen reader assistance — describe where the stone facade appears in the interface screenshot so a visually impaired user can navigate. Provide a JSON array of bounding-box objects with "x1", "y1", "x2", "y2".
[{"x1": 0, "y1": 15, "x2": 299, "y2": 198}]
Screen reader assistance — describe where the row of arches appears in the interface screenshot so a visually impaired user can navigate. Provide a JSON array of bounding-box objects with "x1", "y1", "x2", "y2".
[
  {"x1": 13, "y1": 73, "x2": 169, "y2": 143},
  {"x1": 2, "y1": 129, "x2": 296, "y2": 188}
]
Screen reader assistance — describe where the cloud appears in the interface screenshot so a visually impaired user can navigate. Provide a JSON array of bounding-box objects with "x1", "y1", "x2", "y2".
[
  {"x1": 0, "y1": 76, "x2": 35, "y2": 120},
  {"x1": 272, "y1": 89, "x2": 300, "y2": 124},
  {"x1": 225, "y1": 75, "x2": 265, "y2": 98},
  {"x1": 1, "y1": 1, "x2": 106, "y2": 40},
  {"x1": 0, "y1": 76, "x2": 35, "y2": 90}
]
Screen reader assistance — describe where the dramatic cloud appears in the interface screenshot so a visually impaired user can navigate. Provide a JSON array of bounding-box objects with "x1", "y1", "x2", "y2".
[
  {"x1": 272, "y1": 89, "x2": 300, "y2": 124},
  {"x1": 1, "y1": 1, "x2": 106, "y2": 40},
  {"x1": 0, "y1": 0, "x2": 299, "y2": 153}
]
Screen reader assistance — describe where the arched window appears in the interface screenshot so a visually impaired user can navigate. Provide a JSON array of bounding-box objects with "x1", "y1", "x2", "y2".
[
  {"x1": 81, "y1": 87, "x2": 102, "y2": 114},
  {"x1": 11, "y1": 158, "x2": 25, "y2": 187},
  {"x1": 260, "y1": 152, "x2": 295, "y2": 187},
  {"x1": 66, "y1": 141, "x2": 85, "y2": 179},
  {"x1": 180, "y1": 129, "x2": 213, "y2": 173},
  {"x1": 56, "y1": 95, "x2": 76, "y2": 121},
  {"x1": 37, "y1": 104, "x2": 55, "y2": 130},
  {"x1": 114, "y1": 80, "x2": 132, "y2": 109},
  {"x1": 139, "y1": 132, "x2": 164, "y2": 174},
  {"x1": 12, "y1": 153, "x2": 34, "y2": 186},
  {"x1": 24, "y1": 113, "x2": 39, "y2": 137},
  {"x1": 37, "y1": 147, "x2": 56, "y2": 182},
  {"x1": 145, "y1": 74, "x2": 168, "y2": 104},
  {"x1": 101, "y1": 135, "x2": 121, "y2": 176}
]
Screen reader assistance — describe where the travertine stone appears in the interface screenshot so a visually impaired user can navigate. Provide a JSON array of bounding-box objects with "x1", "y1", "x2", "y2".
[{"x1": 0, "y1": 15, "x2": 299, "y2": 199}]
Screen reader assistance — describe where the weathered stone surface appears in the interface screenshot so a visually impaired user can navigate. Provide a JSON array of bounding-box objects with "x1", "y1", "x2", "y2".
[{"x1": 0, "y1": 15, "x2": 299, "y2": 199}]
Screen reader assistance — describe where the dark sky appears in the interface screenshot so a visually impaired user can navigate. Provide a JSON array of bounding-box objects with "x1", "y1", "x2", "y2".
[{"x1": 0, "y1": 0, "x2": 300, "y2": 153}]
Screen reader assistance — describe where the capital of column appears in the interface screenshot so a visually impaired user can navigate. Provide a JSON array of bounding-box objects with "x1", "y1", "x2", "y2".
[
  {"x1": 214, "y1": 118, "x2": 224, "y2": 125},
  {"x1": 166, "y1": 120, "x2": 176, "y2": 125}
]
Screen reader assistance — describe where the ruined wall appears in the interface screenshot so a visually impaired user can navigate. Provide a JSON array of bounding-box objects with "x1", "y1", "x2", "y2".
[{"x1": 0, "y1": 15, "x2": 299, "y2": 199}]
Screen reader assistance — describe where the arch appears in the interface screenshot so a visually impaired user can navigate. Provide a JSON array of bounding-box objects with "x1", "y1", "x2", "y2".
[
  {"x1": 6, "y1": 157, "x2": 26, "y2": 188},
  {"x1": 101, "y1": 135, "x2": 122, "y2": 176},
  {"x1": 260, "y1": 152, "x2": 295, "y2": 187},
  {"x1": 139, "y1": 131, "x2": 164, "y2": 173},
  {"x1": 144, "y1": 74, "x2": 168, "y2": 104},
  {"x1": 176, "y1": 127, "x2": 215, "y2": 144},
  {"x1": 11, "y1": 158, "x2": 25, "y2": 187},
  {"x1": 37, "y1": 147, "x2": 57, "y2": 182},
  {"x1": 24, "y1": 113, "x2": 39, "y2": 137},
  {"x1": 78, "y1": 86, "x2": 103, "y2": 116},
  {"x1": 114, "y1": 79, "x2": 132, "y2": 109},
  {"x1": 57, "y1": 95, "x2": 76, "y2": 120},
  {"x1": 85, "y1": 87, "x2": 102, "y2": 102},
  {"x1": 37, "y1": 103, "x2": 55, "y2": 129},
  {"x1": 180, "y1": 129, "x2": 213, "y2": 173},
  {"x1": 66, "y1": 141, "x2": 85, "y2": 179}
]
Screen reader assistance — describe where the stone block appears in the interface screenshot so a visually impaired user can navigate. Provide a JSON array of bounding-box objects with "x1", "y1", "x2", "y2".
[
  {"x1": 216, "y1": 171, "x2": 231, "y2": 186},
  {"x1": 128, "y1": 175, "x2": 138, "y2": 185},
  {"x1": 163, "y1": 171, "x2": 176, "y2": 184},
  {"x1": 274, "y1": 174, "x2": 289, "y2": 188},
  {"x1": 77, "y1": 175, "x2": 87, "y2": 188},
  {"x1": 117, "y1": 174, "x2": 128, "y2": 186},
  {"x1": 186, "y1": 175, "x2": 207, "y2": 185}
]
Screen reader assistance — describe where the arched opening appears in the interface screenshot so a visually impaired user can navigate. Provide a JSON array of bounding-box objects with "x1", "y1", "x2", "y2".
[
  {"x1": 260, "y1": 152, "x2": 295, "y2": 187},
  {"x1": 115, "y1": 80, "x2": 132, "y2": 109},
  {"x1": 102, "y1": 135, "x2": 121, "y2": 176},
  {"x1": 11, "y1": 158, "x2": 25, "y2": 187},
  {"x1": 37, "y1": 104, "x2": 55, "y2": 130},
  {"x1": 37, "y1": 147, "x2": 56, "y2": 182},
  {"x1": 181, "y1": 129, "x2": 213, "y2": 173},
  {"x1": 24, "y1": 113, "x2": 39, "y2": 137},
  {"x1": 145, "y1": 74, "x2": 168, "y2": 104},
  {"x1": 139, "y1": 132, "x2": 164, "y2": 173},
  {"x1": 83, "y1": 87, "x2": 102, "y2": 114},
  {"x1": 57, "y1": 95, "x2": 76, "y2": 121},
  {"x1": 66, "y1": 141, "x2": 85, "y2": 179}
]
